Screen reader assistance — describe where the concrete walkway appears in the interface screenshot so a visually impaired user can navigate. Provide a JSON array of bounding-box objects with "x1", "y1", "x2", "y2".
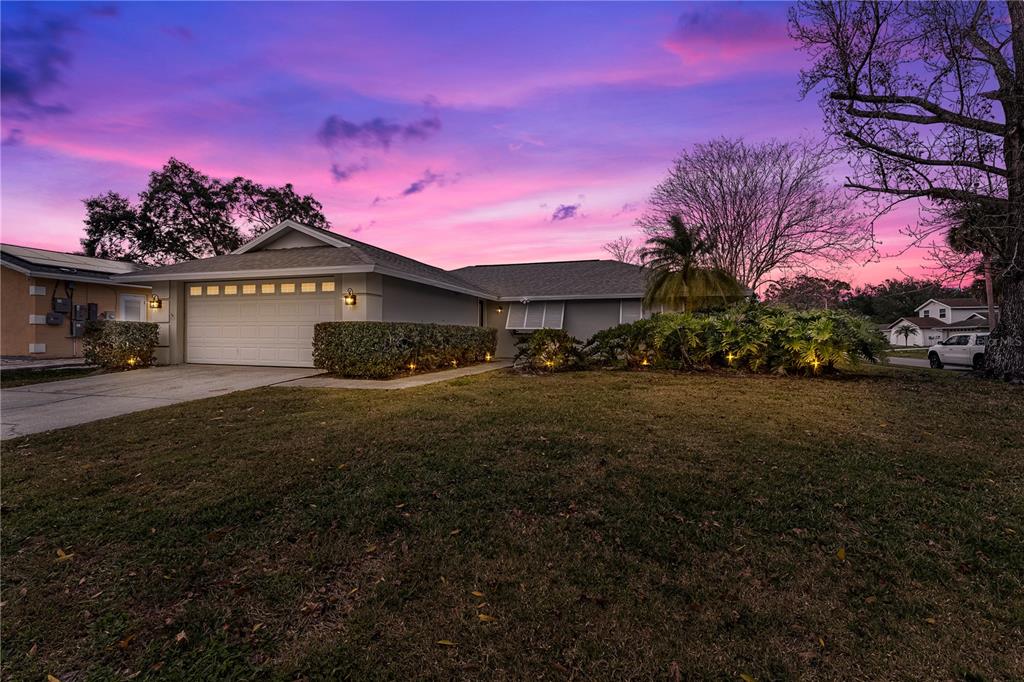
[
  {"x1": 1, "y1": 365, "x2": 319, "y2": 440},
  {"x1": 279, "y1": 360, "x2": 513, "y2": 390},
  {"x1": 1, "y1": 356, "x2": 92, "y2": 370}
]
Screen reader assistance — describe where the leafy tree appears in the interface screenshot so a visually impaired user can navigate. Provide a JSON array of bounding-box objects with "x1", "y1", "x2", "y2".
[
  {"x1": 841, "y1": 277, "x2": 971, "y2": 323},
  {"x1": 764, "y1": 275, "x2": 852, "y2": 310},
  {"x1": 894, "y1": 323, "x2": 918, "y2": 347},
  {"x1": 789, "y1": 0, "x2": 1024, "y2": 378},
  {"x1": 81, "y1": 158, "x2": 330, "y2": 264},
  {"x1": 641, "y1": 216, "x2": 745, "y2": 311},
  {"x1": 637, "y1": 137, "x2": 869, "y2": 289}
]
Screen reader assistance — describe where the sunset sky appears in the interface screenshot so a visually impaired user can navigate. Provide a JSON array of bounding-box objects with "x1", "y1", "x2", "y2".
[{"x1": 1, "y1": 1, "x2": 935, "y2": 285}]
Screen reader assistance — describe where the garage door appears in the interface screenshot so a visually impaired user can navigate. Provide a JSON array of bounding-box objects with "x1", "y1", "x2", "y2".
[{"x1": 186, "y1": 280, "x2": 337, "y2": 367}]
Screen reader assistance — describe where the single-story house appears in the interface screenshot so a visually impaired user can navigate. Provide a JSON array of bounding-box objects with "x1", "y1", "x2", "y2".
[
  {"x1": 112, "y1": 220, "x2": 652, "y2": 366},
  {"x1": 885, "y1": 298, "x2": 995, "y2": 346},
  {"x1": 1, "y1": 244, "x2": 152, "y2": 358}
]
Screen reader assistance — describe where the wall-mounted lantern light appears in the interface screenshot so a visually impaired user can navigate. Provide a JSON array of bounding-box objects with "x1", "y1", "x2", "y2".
[
  {"x1": 343, "y1": 288, "x2": 357, "y2": 306},
  {"x1": 496, "y1": 305, "x2": 503, "y2": 314},
  {"x1": 148, "y1": 294, "x2": 162, "y2": 309}
]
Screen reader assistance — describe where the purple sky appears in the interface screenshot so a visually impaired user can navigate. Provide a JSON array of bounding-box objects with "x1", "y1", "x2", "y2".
[{"x1": 1, "y1": 1, "x2": 934, "y2": 285}]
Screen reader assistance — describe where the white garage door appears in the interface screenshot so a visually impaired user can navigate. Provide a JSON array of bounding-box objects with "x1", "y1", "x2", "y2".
[{"x1": 186, "y1": 280, "x2": 337, "y2": 367}]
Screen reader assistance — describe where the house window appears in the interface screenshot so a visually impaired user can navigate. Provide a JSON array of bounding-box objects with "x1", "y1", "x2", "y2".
[
  {"x1": 939, "y1": 308, "x2": 946, "y2": 318},
  {"x1": 923, "y1": 310, "x2": 930, "y2": 317},
  {"x1": 206, "y1": 285, "x2": 220, "y2": 295},
  {"x1": 189, "y1": 286, "x2": 203, "y2": 296},
  {"x1": 301, "y1": 282, "x2": 317, "y2": 293},
  {"x1": 280, "y1": 283, "x2": 296, "y2": 294},
  {"x1": 620, "y1": 300, "x2": 643, "y2": 324},
  {"x1": 223, "y1": 285, "x2": 238, "y2": 295},
  {"x1": 505, "y1": 301, "x2": 565, "y2": 330},
  {"x1": 242, "y1": 284, "x2": 257, "y2": 295},
  {"x1": 321, "y1": 281, "x2": 336, "y2": 292},
  {"x1": 261, "y1": 283, "x2": 276, "y2": 294}
]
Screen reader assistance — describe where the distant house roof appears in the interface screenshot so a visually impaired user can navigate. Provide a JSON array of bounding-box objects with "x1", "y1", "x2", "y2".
[
  {"x1": 889, "y1": 316, "x2": 949, "y2": 330},
  {"x1": 450, "y1": 260, "x2": 647, "y2": 299},
  {"x1": 915, "y1": 297, "x2": 988, "y2": 311},
  {"x1": 0, "y1": 243, "x2": 148, "y2": 287}
]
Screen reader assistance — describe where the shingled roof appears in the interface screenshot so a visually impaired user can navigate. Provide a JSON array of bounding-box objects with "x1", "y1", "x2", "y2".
[
  {"x1": 1, "y1": 243, "x2": 145, "y2": 285},
  {"x1": 450, "y1": 260, "x2": 647, "y2": 299}
]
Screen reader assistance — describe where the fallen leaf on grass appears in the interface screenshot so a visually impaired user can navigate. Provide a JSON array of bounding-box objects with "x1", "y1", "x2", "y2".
[
  {"x1": 478, "y1": 614, "x2": 497, "y2": 622},
  {"x1": 471, "y1": 591, "x2": 484, "y2": 597},
  {"x1": 818, "y1": 637, "x2": 825, "y2": 648},
  {"x1": 56, "y1": 548, "x2": 74, "y2": 562},
  {"x1": 436, "y1": 640, "x2": 457, "y2": 647},
  {"x1": 449, "y1": 529, "x2": 461, "y2": 536},
  {"x1": 175, "y1": 631, "x2": 187, "y2": 644},
  {"x1": 117, "y1": 634, "x2": 137, "y2": 650},
  {"x1": 740, "y1": 675, "x2": 756, "y2": 682},
  {"x1": 836, "y1": 547, "x2": 846, "y2": 561},
  {"x1": 924, "y1": 617, "x2": 937, "y2": 624},
  {"x1": 252, "y1": 623, "x2": 264, "y2": 633},
  {"x1": 28, "y1": 643, "x2": 37, "y2": 657},
  {"x1": 47, "y1": 675, "x2": 61, "y2": 682}
]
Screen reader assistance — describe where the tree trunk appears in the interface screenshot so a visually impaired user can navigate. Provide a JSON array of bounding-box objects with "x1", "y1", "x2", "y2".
[{"x1": 985, "y1": 274, "x2": 1024, "y2": 380}]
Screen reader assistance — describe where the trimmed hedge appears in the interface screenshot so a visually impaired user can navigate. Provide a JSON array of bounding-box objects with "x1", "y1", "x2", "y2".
[
  {"x1": 313, "y1": 321, "x2": 497, "y2": 379},
  {"x1": 82, "y1": 320, "x2": 159, "y2": 370}
]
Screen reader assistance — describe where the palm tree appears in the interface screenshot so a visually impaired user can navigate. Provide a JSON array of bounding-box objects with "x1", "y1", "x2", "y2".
[
  {"x1": 894, "y1": 322, "x2": 917, "y2": 347},
  {"x1": 641, "y1": 216, "x2": 744, "y2": 311}
]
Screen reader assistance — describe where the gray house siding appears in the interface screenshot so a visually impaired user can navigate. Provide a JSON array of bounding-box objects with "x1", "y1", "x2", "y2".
[
  {"x1": 563, "y1": 299, "x2": 623, "y2": 343},
  {"x1": 381, "y1": 275, "x2": 480, "y2": 326}
]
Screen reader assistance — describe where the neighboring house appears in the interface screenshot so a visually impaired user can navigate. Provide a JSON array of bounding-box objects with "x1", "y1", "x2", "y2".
[
  {"x1": 115, "y1": 220, "x2": 651, "y2": 366},
  {"x1": 884, "y1": 298, "x2": 995, "y2": 346},
  {"x1": 1, "y1": 244, "x2": 152, "y2": 358}
]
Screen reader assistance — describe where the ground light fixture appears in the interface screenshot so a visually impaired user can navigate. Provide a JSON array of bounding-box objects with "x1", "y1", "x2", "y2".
[
  {"x1": 343, "y1": 288, "x2": 357, "y2": 305},
  {"x1": 148, "y1": 294, "x2": 162, "y2": 309}
]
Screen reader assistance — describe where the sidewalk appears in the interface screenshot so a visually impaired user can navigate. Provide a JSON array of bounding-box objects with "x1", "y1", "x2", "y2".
[{"x1": 278, "y1": 360, "x2": 512, "y2": 390}]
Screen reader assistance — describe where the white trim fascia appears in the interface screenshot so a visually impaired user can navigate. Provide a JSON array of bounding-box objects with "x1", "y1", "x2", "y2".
[
  {"x1": 495, "y1": 293, "x2": 643, "y2": 302},
  {"x1": 117, "y1": 265, "x2": 374, "y2": 282},
  {"x1": 231, "y1": 220, "x2": 350, "y2": 254}
]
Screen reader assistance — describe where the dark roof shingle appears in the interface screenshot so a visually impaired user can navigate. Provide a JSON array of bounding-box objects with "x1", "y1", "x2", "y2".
[{"x1": 451, "y1": 260, "x2": 646, "y2": 298}]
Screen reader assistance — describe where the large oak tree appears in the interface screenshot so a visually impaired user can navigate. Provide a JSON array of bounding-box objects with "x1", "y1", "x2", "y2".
[
  {"x1": 81, "y1": 158, "x2": 329, "y2": 264},
  {"x1": 790, "y1": 0, "x2": 1024, "y2": 379}
]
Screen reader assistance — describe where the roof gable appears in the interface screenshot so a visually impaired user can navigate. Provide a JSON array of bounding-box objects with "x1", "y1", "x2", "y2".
[
  {"x1": 232, "y1": 220, "x2": 350, "y2": 254},
  {"x1": 915, "y1": 297, "x2": 986, "y2": 311}
]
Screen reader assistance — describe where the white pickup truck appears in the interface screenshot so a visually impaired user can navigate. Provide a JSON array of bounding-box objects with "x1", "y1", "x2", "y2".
[{"x1": 927, "y1": 333, "x2": 989, "y2": 370}]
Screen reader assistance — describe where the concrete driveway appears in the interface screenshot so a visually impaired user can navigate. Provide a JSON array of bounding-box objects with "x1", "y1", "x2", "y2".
[
  {"x1": 1, "y1": 365, "x2": 319, "y2": 440},
  {"x1": 887, "y1": 357, "x2": 970, "y2": 371}
]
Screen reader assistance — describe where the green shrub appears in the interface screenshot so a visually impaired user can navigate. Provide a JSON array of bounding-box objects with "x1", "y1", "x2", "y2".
[
  {"x1": 514, "y1": 328, "x2": 585, "y2": 372},
  {"x1": 313, "y1": 321, "x2": 496, "y2": 379},
  {"x1": 583, "y1": 304, "x2": 886, "y2": 375},
  {"x1": 82, "y1": 320, "x2": 159, "y2": 370}
]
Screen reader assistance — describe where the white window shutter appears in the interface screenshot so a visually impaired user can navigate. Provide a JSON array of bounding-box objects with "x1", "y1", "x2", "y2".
[
  {"x1": 620, "y1": 300, "x2": 642, "y2": 324},
  {"x1": 505, "y1": 302, "x2": 528, "y2": 329},
  {"x1": 544, "y1": 302, "x2": 564, "y2": 329},
  {"x1": 524, "y1": 302, "x2": 545, "y2": 328}
]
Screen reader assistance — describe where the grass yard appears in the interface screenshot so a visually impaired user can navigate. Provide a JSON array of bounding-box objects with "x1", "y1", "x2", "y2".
[
  {"x1": 0, "y1": 366, "x2": 100, "y2": 388},
  {"x1": 2, "y1": 366, "x2": 1022, "y2": 680}
]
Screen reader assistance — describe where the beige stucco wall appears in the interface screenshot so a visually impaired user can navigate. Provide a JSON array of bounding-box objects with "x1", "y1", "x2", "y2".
[
  {"x1": 1, "y1": 266, "x2": 151, "y2": 358},
  {"x1": 381, "y1": 275, "x2": 480, "y2": 325}
]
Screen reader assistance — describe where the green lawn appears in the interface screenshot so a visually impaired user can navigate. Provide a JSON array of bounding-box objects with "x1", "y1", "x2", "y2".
[
  {"x1": 2, "y1": 367, "x2": 1022, "y2": 680},
  {"x1": 887, "y1": 347, "x2": 930, "y2": 359},
  {"x1": 0, "y1": 366, "x2": 100, "y2": 388}
]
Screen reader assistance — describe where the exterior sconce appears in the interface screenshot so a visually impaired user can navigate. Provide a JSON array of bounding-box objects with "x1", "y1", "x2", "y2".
[
  {"x1": 343, "y1": 288, "x2": 357, "y2": 306},
  {"x1": 496, "y1": 305, "x2": 503, "y2": 314},
  {"x1": 148, "y1": 294, "x2": 162, "y2": 309}
]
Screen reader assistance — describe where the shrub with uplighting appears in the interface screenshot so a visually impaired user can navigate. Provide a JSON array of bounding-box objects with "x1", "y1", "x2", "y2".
[
  {"x1": 514, "y1": 328, "x2": 585, "y2": 372},
  {"x1": 82, "y1": 320, "x2": 159, "y2": 370},
  {"x1": 313, "y1": 321, "x2": 496, "y2": 379}
]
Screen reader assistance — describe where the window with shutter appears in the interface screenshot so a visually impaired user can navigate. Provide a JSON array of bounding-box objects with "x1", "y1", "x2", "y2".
[
  {"x1": 620, "y1": 300, "x2": 642, "y2": 324},
  {"x1": 505, "y1": 301, "x2": 565, "y2": 330}
]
